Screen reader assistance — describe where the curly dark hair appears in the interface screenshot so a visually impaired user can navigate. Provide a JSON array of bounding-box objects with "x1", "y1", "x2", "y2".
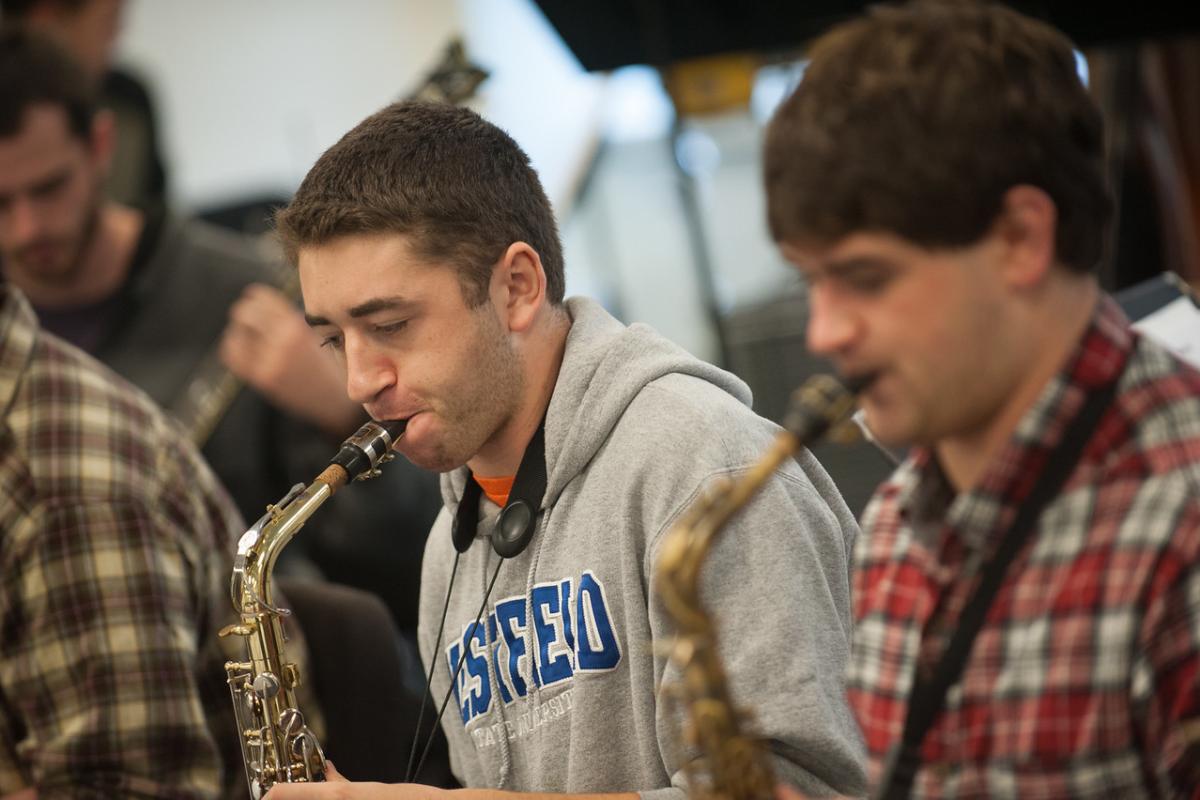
[{"x1": 764, "y1": 0, "x2": 1112, "y2": 274}]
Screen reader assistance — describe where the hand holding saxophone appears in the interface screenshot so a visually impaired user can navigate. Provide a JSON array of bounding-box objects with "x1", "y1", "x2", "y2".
[{"x1": 262, "y1": 762, "x2": 446, "y2": 799}]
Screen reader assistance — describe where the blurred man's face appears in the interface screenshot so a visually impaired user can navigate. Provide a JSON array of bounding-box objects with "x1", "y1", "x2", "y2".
[
  {"x1": 781, "y1": 230, "x2": 1017, "y2": 449},
  {"x1": 0, "y1": 104, "x2": 106, "y2": 291}
]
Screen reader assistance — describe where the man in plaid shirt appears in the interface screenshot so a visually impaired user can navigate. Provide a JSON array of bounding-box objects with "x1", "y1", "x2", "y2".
[
  {"x1": 764, "y1": 1, "x2": 1200, "y2": 797},
  {"x1": 0, "y1": 279, "x2": 242, "y2": 796}
]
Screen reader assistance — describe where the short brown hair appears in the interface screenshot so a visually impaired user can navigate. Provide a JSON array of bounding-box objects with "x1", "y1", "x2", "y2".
[
  {"x1": 0, "y1": 24, "x2": 95, "y2": 139},
  {"x1": 276, "y1": 101, "x2": 565, "y2": 306},
  {"x1": 764, "y1": 0, "x2": 1112, "y2": 273}
]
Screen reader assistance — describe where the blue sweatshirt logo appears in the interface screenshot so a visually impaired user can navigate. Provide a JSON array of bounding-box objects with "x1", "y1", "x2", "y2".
[{"x1": 446, "y1": 570, "x2": 622, "y2": 724}]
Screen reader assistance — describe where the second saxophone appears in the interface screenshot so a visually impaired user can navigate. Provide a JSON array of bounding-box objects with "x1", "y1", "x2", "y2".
[{"x1": 655, "y1": 374, "x2": 864, "y2": 800}]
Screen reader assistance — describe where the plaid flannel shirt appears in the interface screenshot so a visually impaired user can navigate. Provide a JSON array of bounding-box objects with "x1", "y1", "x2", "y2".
[
  {"x1": 849, "y1": 295, "x2": 1200, "y2": 798},
  {"x1": 0, "y1": 286, "x2": 242, "y2": 798}
]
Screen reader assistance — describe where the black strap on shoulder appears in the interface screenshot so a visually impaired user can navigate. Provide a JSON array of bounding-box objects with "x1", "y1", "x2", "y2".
[
  {"x1": 451, "y1": 478, "x2": 482, "y2": 553},
  {"x1": 877, "y1": 376, "x2": 1120, "y2": 800},
  {"x1": 491, "y1": 421, "x2": 547, "y2": 558},
  {"x1": 451, "y1": 420, "x2": 547, "y2": 558}
]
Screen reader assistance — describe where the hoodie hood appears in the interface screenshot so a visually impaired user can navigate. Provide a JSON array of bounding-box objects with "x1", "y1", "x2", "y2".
[{"x1": 441, "y1": 296, "x2": 752, "y2": 509}]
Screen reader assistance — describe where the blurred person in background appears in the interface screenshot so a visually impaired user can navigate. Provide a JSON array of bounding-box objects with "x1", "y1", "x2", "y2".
[
  {"x1": 0, "y1": 0, "x2": 164, "y2": 214},
  {"x1": 0, "y1": 10, "x2": 445, "y2": 656},
  {"x1": 0, "y1": 25, "x2": 454, "y2": 789}
]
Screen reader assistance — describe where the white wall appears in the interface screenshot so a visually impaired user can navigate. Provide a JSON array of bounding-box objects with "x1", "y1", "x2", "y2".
[
  {"x1": 117, "y1": 1, "x2": 464, "y2": 209},
  {"x1": 113, "y1": 0, "x2": 795, "y2": 368},
  {"x1": 116, "y1": 0, "x2": 600, "y2": 215},
  {"x1": 458, "y1": 0, "x2": 602, "y2": 216}
]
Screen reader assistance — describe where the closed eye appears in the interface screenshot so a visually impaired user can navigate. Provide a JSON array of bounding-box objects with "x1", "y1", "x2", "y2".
[
  {"x1": 319, "y1": 333, "x2": 344, "y2": 351},
  {"x1": 373, "y1": 320, "x2": 409, "y2": 336},
  {"x1": 814, "y1": 258, "x2": 898, "y2": 296},
  {"x1": 840, "y1": 268, "x2": 893, "y2": 294},
  {"x1": 31, "y1": 173, "x2": 70, "y2": 201}
]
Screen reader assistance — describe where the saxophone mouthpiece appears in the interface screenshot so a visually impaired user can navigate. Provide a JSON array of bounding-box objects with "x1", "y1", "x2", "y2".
[
  {"x1": 783, "y1": 372, "x2": 870, "y2": 443},
  {"x1": 329, "y1": 418, "x2": 407, "y2": 481},
  {"x1": 840, "y1": 371, "x2": 878, "y2": 395},
  {"x1": 379, "y1": 418, "x2": 408, "y2": 439}
]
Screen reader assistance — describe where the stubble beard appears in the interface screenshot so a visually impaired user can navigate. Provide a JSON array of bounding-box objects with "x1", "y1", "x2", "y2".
[
  {"x1": 9, "y1": 193, "x2": 100, "y2": 294},
  {"x1": 415, "y1": 306, "x2": 525, "y2": 474}
]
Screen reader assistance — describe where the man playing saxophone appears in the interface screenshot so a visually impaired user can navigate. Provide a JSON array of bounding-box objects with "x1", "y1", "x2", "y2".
[
  {"x1": 267, "y1": 101, "x2": 865, "y2": 799},
  {"x1": 765, "y1": 1, "x2": 1200, "y2": 797}
]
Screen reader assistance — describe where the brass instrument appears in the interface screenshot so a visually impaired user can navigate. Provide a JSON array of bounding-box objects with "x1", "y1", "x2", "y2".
[
  {"x1": 654, "y1": 374, "x2": 864, "y2": 800},
  {"x1": 219, "y1": 419, "x2": 406, "y2": 799}
]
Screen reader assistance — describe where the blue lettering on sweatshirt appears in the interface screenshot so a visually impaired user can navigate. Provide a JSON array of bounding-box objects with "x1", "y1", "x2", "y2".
[
  {"x1": 531, "y1": 579, "x2": 574, "y2": 687},
  {"x1": 576, "y1": 571, "x2": 622, "y2": 671},
  {"x1": 492, "y1": 596, "x2": 528, "y2": 702},
  {"x1": 446, "y1": 571, "x2": 622, "y2": 724},
  {"x1": 448, "y1": 619, "x2": 491, "y2": 724}
]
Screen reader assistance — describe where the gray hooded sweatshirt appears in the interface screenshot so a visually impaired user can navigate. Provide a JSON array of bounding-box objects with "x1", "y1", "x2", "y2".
[{"x1": 417, "y1": 297, "x2": 866, "y2": 799}]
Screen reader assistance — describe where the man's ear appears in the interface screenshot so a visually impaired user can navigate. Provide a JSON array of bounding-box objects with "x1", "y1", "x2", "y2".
[
  {"x1": 495, "y1": 241, "x2": 546, "y2": 333},
  {"x1": 994, "y1": 184, "x2": 1058, "y2": 289},
  {"x1": 88, "y1": 109, "x2": 116, "y2": 175}
]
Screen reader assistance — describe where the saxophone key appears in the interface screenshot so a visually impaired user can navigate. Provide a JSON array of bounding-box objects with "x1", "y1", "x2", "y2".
[
  {"x1": 278, "y1": 707, "x2": 306, "y2": 736},
  {"x1": 219, "y1": 622, "x2": 256, "y2": 638},
  {"x1": 283, "y1": 662, "x2": 302, "y2": 689},
  {"x1": 251, "y1": 672, "x2": 281, "y2": 699}
]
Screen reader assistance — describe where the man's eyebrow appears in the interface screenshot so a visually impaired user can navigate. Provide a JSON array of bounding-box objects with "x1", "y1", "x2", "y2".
[
  {"x1": 825, "y1": 255, "x2": 896, "y2": 273},
  {"x1": 799, "y1": 255, "x2": 896, "y2": 280},
  {"x1": 303, "y1": 296, "x2": 418, "y2": 328},
  {"x1": 347, "y1": 296, "x2": 417, "y2": 319},
  {"x1": 0, "y1": 166, "x2": 73, "y2": 206}
]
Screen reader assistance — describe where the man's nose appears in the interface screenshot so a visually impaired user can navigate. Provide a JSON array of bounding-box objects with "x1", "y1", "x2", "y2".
[
  {"x1": 6, "y1": 197, "x2": 42, "y2": 246},
  {"x1": 805, "y1": 287, "x2": 862, "y2": 357},
  {"x1": 343, "y1": 336, "x2": 395, "y2": 406}
]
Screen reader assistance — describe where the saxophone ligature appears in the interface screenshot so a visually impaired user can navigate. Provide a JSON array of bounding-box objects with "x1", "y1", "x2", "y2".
[
  {"x1": 219, "y1": 419, "x2": 407, "y2": 799},
  {"x1": 654, "y1": 373, "x2": 867, "y2": 800}
]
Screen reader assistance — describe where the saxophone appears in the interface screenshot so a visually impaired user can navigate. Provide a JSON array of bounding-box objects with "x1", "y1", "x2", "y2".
[
  {"x1": 654, "y1": 374, "x2": 864, "y2": 800},
  {"x1": 219, "y1": 419, "x2": 407, "y2": 799}
]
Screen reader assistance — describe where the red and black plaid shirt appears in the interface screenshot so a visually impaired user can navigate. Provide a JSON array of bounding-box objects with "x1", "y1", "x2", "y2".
[{"x1": 849, "y1": 295, "x2": 1200, "y2": 798}]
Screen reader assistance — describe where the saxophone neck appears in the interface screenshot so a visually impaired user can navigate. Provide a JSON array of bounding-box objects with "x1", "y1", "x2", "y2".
[
  {"x1": 232, "y1": 479, "x2": 335, "y2": 613},
  {"x1": 229, "y1": 419, "x2": 406, "y2": 614}
]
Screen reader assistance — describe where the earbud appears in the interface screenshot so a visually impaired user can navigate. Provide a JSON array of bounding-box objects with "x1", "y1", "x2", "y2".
[{"x1": 493, "y1": 500, "x2": 535, "y2": 558}]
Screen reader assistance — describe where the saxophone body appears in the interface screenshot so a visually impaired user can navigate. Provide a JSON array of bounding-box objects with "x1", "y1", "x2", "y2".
[
  {"x1": 219, "y1": 419, "x2": 406, "y2": 798},
  {"x1": 654, "y1": 375, "x2": 863, "y2": 800}
]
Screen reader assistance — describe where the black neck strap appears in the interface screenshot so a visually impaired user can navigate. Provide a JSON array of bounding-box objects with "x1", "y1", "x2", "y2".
[
  {"x1": 877, "y1": 374, "x2": 1120, "y2": 799},
  {"x1": 451, "y1": 419, "x2": 548, "y2": 558}
]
